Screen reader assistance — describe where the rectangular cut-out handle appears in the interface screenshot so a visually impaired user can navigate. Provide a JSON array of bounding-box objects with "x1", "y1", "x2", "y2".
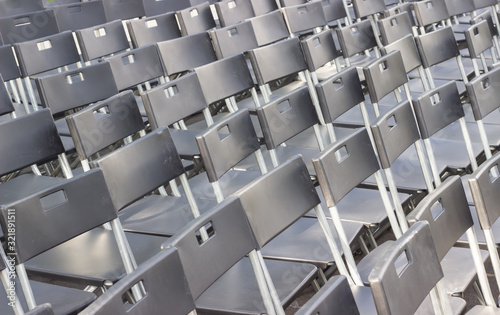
[
  {"x1": 37, "y1": 40, "x2": 52, "y2": 51},
  {"x1": 481, "y1": 78, "x2": 490, "y2": 90},
  {"x1": 335, "y1": 145, "x2": 349, "y2": 163},
  {"x1": 430, "y1": 92, "x2": 441, "y2": 106},
  {"x1": 94, "y1": 27, "x2": 107, "y2": 38},
  {"x1": 333, "y1": 78, "x2": 344, "y2": 90},
  {"x1": 146, "y1": 19, "x2": 158, "y2": 28},
  {"x1": 390, "y1": 18, "x2": 398, "y2": 27},
  {"x1": 196, "y1": 221, "x2": 215, "y2": 245},
  {"x1": 122, "y1": 54, "x2": 135, "y2": 65},
  {"x1": 67, "y1": 5, "x2": 83, "y2": 14},
  {"x1": 228, "y1": 1, "x2": 236, "y2": 9},
  {"x1": 489, "y1": 165, "x2": 500, "y2": 182},
  {"x1": 164, "y1": 85, "x2": 179, "y2": 98},
  {"x1": 395, "y1": 250, "x2": 411, "y2": 277},
  {"x1": 66, "y1": 72, "x2": 85, "y2": 84},
  {"x1": 15, "y1": 17, "x2": 31, "y2": 27},
  {"x1": 217, "y1": 125, "x2": 231, "y2": 141},
  {"x1": 40, "y1": 190, "x2": 68, "y2": 211},
  {"x1": 313, "y1": 38, "x2": 321, "y2": 47},
  {"x1": 430, "y1": 199, "x2": 445, "y2": 220},
  {"x1": 121, "y1": 280, "x2": 147, "y2": 311},
  {"x1": 190, "y1": 9, "x2": 199, "y2": 17},
  {"x1": 278, "y1": 99, "x2": 292, "y2": 113},
  {"x1": 298, "y1": 6, "x2": 308, "y2": 14},
  {"x1": 387, "y1": 115, "x2": 397, "y2": 130},
  {"x1": 228, "y1": 28, "x2": 238, "y2": 37}
]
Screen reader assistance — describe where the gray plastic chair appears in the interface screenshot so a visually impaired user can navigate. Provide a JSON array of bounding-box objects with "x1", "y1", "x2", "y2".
[
  {"x1": 281, "y1": 2, "x2": 327, "y2": 36},
  {"x1": 215, "y1": 0, "x2": 255, "y2": 27},
  {"x1": 52, "y1": 1, "x2": 107, "y2": 32},
  {"x1": 378, "y1": 11, "x2": 414, "y2": 46},
  {"x1": 126, "y1": 12, "x2": 181, "y2": 48},
  {"x1": 101, "y1": 0, "x2": 145, "y2": 21},
  {"x1": 176, "y1": 2, "x2": 216, "y2": 36},
  {"x1": 0, "y1": 10, "x2": 59, "y2": 45},
  {"x1": 300, "y1": 28, "x2": 341, "y2": 83},
  {"x1": 413, "y1": 0, "x2": 450, "y2": 32},
  {"x1": 248, "y1": 10, "x2": 289, "y2": 47},
  {"x1": 295, "y1": 276, "x2": 360, "y2": 315},
  {"x1": 0, "y1": 0, "x2": 44, "y2": 17},
  {"x1": 75, "y1": 20, "x2": 130, "y2": 63},
  {"x1": 79, "y1": 248, "x2": 195, "y2": 315},
  {"x1": 165, "y1": 195, "x2": 317, "y2": 315},
  {"x1": 210, "y1": 20, "x2": 259, "y2": 59},
  {"x1": 464, "y1": 20, "x2": 495, "y2": 76}
]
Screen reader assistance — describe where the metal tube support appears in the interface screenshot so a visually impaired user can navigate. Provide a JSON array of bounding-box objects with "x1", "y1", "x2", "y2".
[
  {"x1": 81, "y1": 159, "x2": 91, "y2": 172},
  {"x1": 414, "y1": 140, "x2": 435, "y2": 192},
  {"x1": 248, "y1": 250, "x2": 278, "y2": 315},
  {"x1": 436, "y1": 280, "x2": 453, "y2": 315},
  {"x1": 374, "y1": 170, "x2": 403, "y2": 239},
  {"x1": 465, "y1": 228, "x2": 496, "y2": 307},
  {"x1": 429, "y1": 286, "x2": 445, "y2": 315},
  {"x1": 269, "y1": 149, "x2": 280, "y2": 168},
  {"x1": 313, "y1": 205, "x2": 355, "y2": 285},
  {"x1": 256, "y1": 250, "x2": 286, "y2": 315},
  {"x1": 472, "y1": 58, "x2": 481, "y2": 78},
  {"x1": 423, "y1": 138, "x2": 442, "y2": 186},
  {"x1": 24, "y1": 78, "x2": 38, "y2": 111},
  {"x1": 17, "y1": 265, "x2": 36, "y2": 310},
  {"x1": 424, "y1": 68, "x2": 436, "y2": 89},
  {"x1": 251, "y1": 87, "x2": 261, "y2": 108},
  {"x1": 203, "y1": 108, "x2": 214, "y2": 126},
  {"x1": 260, "y1": 85, "x2": 271, "y2": 104},
  {"x1": 326, "y1": 123, "x2": 337, "y2": 144},
  {"x1": 459, "y1": 117, "x2": 478, "y2": 171},
  {"x1": 484, "y1": 228, "x2": 500, "y2": 294},
  {"x1": 383, "y1": 168, "x2": 409, "y2": 232},
  {"x1": 417, "y1": 66, "x2": 431, "y2": 91},
  {"x1": 341, "y1": 0, "x2": 352, "y2": 25},
  {"x1": 179, "y1": 174, "x2": 209, "y2": 241},
  {"x1": 372, "y1": 102, "x2": 381, "y2": 117},
  {"x1": 158, "y1": 186, "x2": 169, "y2": 196},
  {"x1": 58, "y1": 154, "x2": 74, "y2": 179},
  {"x1": 327, "y1": 205, "x2": 364, "y2": 285},
  {"x1": 212, "y1": 181, "x2": 224, "y2": 203},
  {"x1": 8, "y1": 80, "x2": 20, "y2": 104},
  {"x1": 313, "y1": 124, "x2": 325, "y2": 151},
  {"x1": 254, "y1": 149, "x2": 268, "y2": 174},
  {"x1": 457, "y1": 56, "x2": 469, "y2": 83},
  {"x1": 480, "y1": 54, "x2": 488, "y2": 73},
  {"x1": 305, "y1": 70, "x2": 326, "y2": 125},
  {"x1": 0, "y1": 268, "x2": 24, "y2": 314},
  {"x1": 169, "y1": 179, "x2": 181, "y2": 197},
  {"x1": 477, "y1": 120, "x2": 492, "y2": 160},
  {"x1": 31, "y1": 165, "x2": 42, "y2": 176}
]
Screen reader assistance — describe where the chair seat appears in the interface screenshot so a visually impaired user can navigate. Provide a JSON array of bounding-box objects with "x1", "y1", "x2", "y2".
[
  {"x1": 286, "y1": 125, "x2": 357, "y2": 149},
  {"x1": 467, "y1": 305, "x2": 500, "y2": 314},
  {"x1": 351, "y1": 284, "x2": 466, "y2": 315},
  {"x1": 458, "y1": 206, "x2": 500, "y2": 248},
  {"x1": 0, "y1": 174, "x2": 66, "y2": 206},
  {"x1": 408, "y1": 58, "x2": 475, "y2": 82},
  {"x1": 236, "y1": 80, "x2": 307, "y2": 112},
  {"x1": 357, "y1": 240, "x2": 489, "y2": 295},
  {"x1": 305, "y1": 186, "x2": 411, "y2": 231},
  {"x1": 119, "y1": 194, "x2": 217, "y2": 237},
  {"x1": 260, "y1": 217, "x2": 365, "y2": 269},
  {"x1": 194, "y1": 257, "x2": 317, "y2": 315},
  {"x1": 434, "y1": 120, "x2": 500, "y2": 148},
  {"x1": 429, "y1": 137, "x2": 484, "y2": 171},
  {"x1": 170, "y1": 128, "x2": 201, "y2": 159},
  {"x1": 24, "y1": 228, "x2": 167, "y2": 286},
  {"x1": 54, "y1": 118, "x2": 71, "y2": 136},
  {"x1": 0, "y1": 280, "x2": 96, "y2": 315},
  {"x1": 315, "y1": 64, "x2": 341, "y2": 82},
  {"x1": 463, "y1": 103, "x2": 500, "y2": 125}
]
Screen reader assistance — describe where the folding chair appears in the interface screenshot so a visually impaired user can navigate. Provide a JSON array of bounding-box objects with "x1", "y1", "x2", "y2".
[
  {"x1": 176, "y1": 2, "x2": 216, "y2": 36},
  {"x1": 142, "y1": 0, "x2": 193, "y2": 17},
  {"x1": 101, "y1": 0, "x2": 146, "y2": 21},
  {"x1": 75, "y1": 20, "x2": 130, "y2": 65},
  {"x1": 295, "y1": 276, "x2": 360, "y2": 315},
  {"x1": 350, "y1": 0, "x2": 386, "y2": 50},
  {"x1": 0, "y1": 0, "x2": 44, "y2": 17},
  {"x1": 52, "y1": 1, "x2": 107, "y2": 32},
  {"x1": 165, "y1": 195, "x2": 318, "y2": 315},
  {"x1": 464, "y1": 19, "x2": 496, "y2": 75},
  {"x1": 210, "y1": 20, "x2": 259, "y2": 59},
  {"x1": 248, "y1": 10, "x2": 289, "y2": 47},
  {"x1": 13, "y1": 31, "x2": 82, "y2": 111},
  {"x1": 281, "y1": 2, "x2": 327, "y2": 37},
  {"x1": 126, "y1": 12, "x2": 181, "y2": 48},
  {"x1": 214, "y1": 0, "x2": 255, "y2": 27},
  {"x1": 0, "y1": 10, "x2": 59, "y2": 45},
  {"x1": 384, "y1": 2, "x2": 417, "y2": 27},
  {"x1": 300, "y1": 29, "x2": 341, "y2": 84},
  {"x1": 377, "y1": 11, "x2": 414, "y2": 46},
  {"x1": 79, "y1": 248, "x2": 195, "y2": 315}
]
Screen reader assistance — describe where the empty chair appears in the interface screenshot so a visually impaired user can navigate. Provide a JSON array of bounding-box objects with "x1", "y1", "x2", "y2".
[
  {"x1": 0, "y1": 10, "x2": 59, "y2": 45},
  {"x1": 0, "y1": 0, "x2": 44, "y2": 17},
  {"x1": 377, "y1": 11, "x2": 414, "y2": 46},
  {"x1": 301, "y1": 29, "x2": 341, "y2": 82},
  {"x1": 52, "y1": 1, "x2": 107, "y2": 32},
  {"x1": 210, "y1": 20, "x2": 259, "y2": 59},
  {"x1": 215, "y1": 0, "x2": 255, "y2": 27},
  {"x1": 101, "y1": 0, "x2": 146, "y2": 21},
  {"x1": 320, "y1": 0, "x2": 348, "y2": 27},
  {"x1": 176, "y1": 2, "x2": 216, "y2": 36},
  {"x1": 295, "y1": 276, "x2": 360, "y2": 315},
  {"x1": 413, "y1": 0, "x2": 451, "y2": 35},
  {"x1": 464, "y1": 19, "x2": 494, "y2": 76},
  {"x1": 248, "y1": 10, "x2": 289, "y2": 47},
  {"x1": 281, "y1": 2, "x2": 327, "y2": 36},
  {"x1": 75, "y1": 20, "x2": 130, "y2": 64},
  {"x1": 126, "y1": 12, "x2": 181, "y2": 48},
  {"x1": 79, "y1": 248, "x2": 195, "y2": 315}
]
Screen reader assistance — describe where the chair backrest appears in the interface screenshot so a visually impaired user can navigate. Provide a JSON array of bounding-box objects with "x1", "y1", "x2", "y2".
[
  {"x1": 105, "y1": 44, "x2": 164, "y2": 91},
  {"x1": 79, "y1": 247, "x2": 195, "y2": 315},
  {"x1": 75, "y1": 20, "x2": 129, "y2": 62},
  {"x1": 385, "y1": 3, "x2": 416, "y2": 26},
  {"x1": 42, "y1": 0, "x2": 80, "y2": 6},
  {"x1": 67, "y1": 91, "x2": 144, "y2": 161},
  {"x1": 142, "y1": 0, "x2": 192, "y2": 16},
  {"x1": 281, "y1": 2, "x2": 326, "y2": 34},
  {"x1": 25, "y1": 304, "x2": 54, "y2": 315},
  {"x1": 371, "y1": 101, "x2": 421, "y2": 169},
  {"x1": 295, "y1": 276, "x2": 360, "y2": 315},
  {"x1": 0, "y1": 10, "x2": 59, "y2": 45},
  {"x1": 0, "y1": 109, "x2": 64, "y2": 177},
  {"x1": 210, "y1": 20, "x2": 259, "y2": 59},
  {"x1": 156, "y1": 32, "x2": 217, "y2": 76},
  {"x1": 378, "y1": 11, "x2": 413, "y2": 46},
  {"x1": 215, "y1": 0, "x2": 255, "y2": 27},
  {"x1": 257, "y1": 86, "x2": 318, "y2": 149},
  {"x1": 369, "y1": 221, "x2": 443, "y2": 315},
  {"x1": 248, "y1": 10, "x2": 289, "y2": 46},
  {"x1": 363, "y1": 51, "x2": 408, "y2": 104},
  {"x1": 444, "y1": 0, "x2": 476, "y2": 17},
  {"x1": 300, "y1": 29, "x2": 339, "y2": 73},
  {"x1": 0, "y1": 74, "x2": 15, "y2": 117},
  {"x1": 313, "y1": 128, "x2": 380, "y2": 207},
  {"x1": 0, "y1": 168, "x2": 117, "y2": 264},
  {"x1": 195, "y1": 53, "x2": 254, "y2": 105},
  {"x1": 0, "y1": 0, "x2": 44, "y2": 17},
  {"x1": 415, "y1": 27, "x2": 459, "y2": 68},
  {"x1": 0, "y1": 45, "x2": 21, "y2": 81},
  {"x1": 469, "y1": 152, "x2": 500, "y2": 229},
  {"x1": 237, "y1": 155, "x2": 320, "y2": 247},
  {"x1": 381, "y1": 34, "x2": 422, "y2": 74},
  {"x1": 351, "y1": 0, "x2": 385, "y2": 19},
  {"x1": 407, "y1": 176, "x2": 473, "y2": 261},
  {"x1": 127, "y1": 12, "x2": 181, "y2": 48},
  {"x1": 248, "y1": 37, "x2": 307, "y2": 86},
  {"x1": 176, "y1": 2, "x2": 215, "y2": 36},
  {"x1": 34, "y1": 61, "x2": 118, "y2": 114},
  {"x1": 471, "y1": 11, "x2": 498, "y2": 37},
  {"x1": 412, "y1": 81, "x2": 464, "y2": 139},
  {"x1": 413, "y1": 0, "x2": 450, "y2": 28},
  {"x1": 250, "y1": 0, "x2": 277, "y2": 16},
  {"x1": 315, "y1": 67, "x2": 364, "y2": 123},
  {"x1": 52, "y1": 1, "x2": 107, "y2": 32},
  {"x1": 14, "y1": 31, "x2": 80, "y2": 77},
  {"x1": 321, "y1": 0, "x2": 346, "y2": 23},
  {"x1": 91, "y1": 127, "x2": 184, "y2": 211},
  {"x1": 142, "y1": 72, "x2": 207, "y2": 128},
  {"x1": 465, "y1": 19, "x2": 493, "y2": 58},
  {"x1": 473, "y1": 0, "x2": 497, "y2": 9},
  {"x1": 196, "y1": 109, "x2": 260, "y2": 182},
  {"x1": 466, "y1": 67, "x2": 500, "y2": 121},
  {"x1": 166, "y1": 196, "x2": 257, "y2": 300},
  {"x1": 102, "y1": 0, "x2": 146, "y2": 21},
  {"x1": 336, "y1": 19, "x2": 377, "y2": 58}
]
